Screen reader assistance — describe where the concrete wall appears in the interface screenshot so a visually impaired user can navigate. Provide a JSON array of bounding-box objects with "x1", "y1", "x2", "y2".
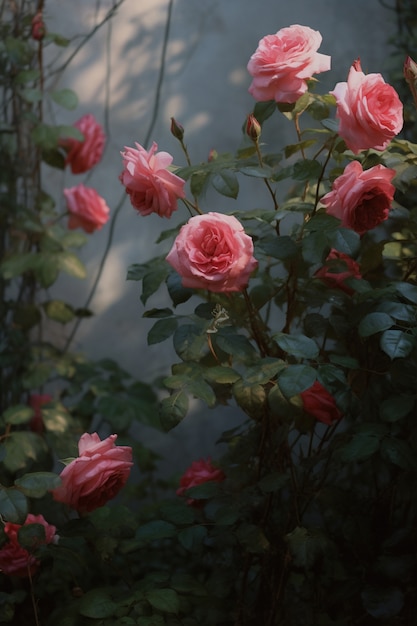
[{"x1": 46, "y1": 0, "x2": 396, "y2": 469}]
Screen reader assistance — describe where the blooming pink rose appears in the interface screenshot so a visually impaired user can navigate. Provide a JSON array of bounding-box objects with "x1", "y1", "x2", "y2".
[
  {"x1": 52, "y1": 433, "x2": 133, "y2": 514},
  {"x1": 119, "y1": 141, "x2": 186, "y2": 218},
  {"x1": 62, "y1": 114, "x2": 105, "y2": 174},
  {"x1": 177, "y1": 458, "x2": 225, "y2": 506},
  {"x1": 0, "y1": 514, "x2": 58, "y2": 578},
  {"x1": 321, "y1": 161, "x2": 396, "y2": 235},
  {"x1": 247, "y1": 24, "x2": 331, "y2": 103},
  {"x1": 64, "y1": 184, "x2": 110, "y2": 233},
  {"x1": 28, "y1": 393, "x2": 52, "y2": 433},
  {"x1": 315, "y1": 249, "x2": 362, "y2": 295},
  {"x1": 331, "y1": 58, "x2": 403, "y2": 154},
  {"x1": 300, "y1": 381, "x2": 342, "y2": 426},
  {"x1": 166, "y1": 212, "x2": 258, "y2": 293}
]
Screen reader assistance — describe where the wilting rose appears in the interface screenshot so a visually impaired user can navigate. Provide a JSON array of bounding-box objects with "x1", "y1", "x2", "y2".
[
  {"x1": 62, "y1": 114, "x2": 105, "y2": 174},
  {"x1": 301, "y1": 381, "x2": 342, "y2": 426},
  {"x1": 52, "y1": 433, "x2": 133, "y2": 514},
  {"x1": 166, "y1": 212, "x2": 258, "y2": 293},
  {"x1": 120, "y1": 141, "x2": 186, "y2": 218},
  {"x1": 315, "y1": 249, "x2": 362, "y2": 295},
  {"x1": 320, "y1": 161, "x2": 396, "y2": 234},
  {"x1": 64, "y1": 184, "x2": 110, "y2": 233},
  {"x1": 177, "y1": 458, "x2": 225, "y2": 506},
  {"x1": 247, "y1": 24, "x2": 331, "y2": 103},
  {"x1": 331, "y1": 58, "x2": 403, "y2": 153},
  {"x1": 28, "y1": 393, "x2": 52, "y2": 433},
  {"x1": 0, "y1": 514, "x2": 58, "y2": 578}
]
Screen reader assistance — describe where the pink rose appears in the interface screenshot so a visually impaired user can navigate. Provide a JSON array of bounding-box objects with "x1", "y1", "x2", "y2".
[
  {"x1": 176, "y1": 458, "x2": 225, "y2": 506},
  {"x1": 0, "y1": 514, "x2": 58, "y2": 578},
  {"x1": 166, "y1": 212, "x2": 258, "y2": 293},
  {"x1": 62, "y1": 114, "x2": 105, "y2": 174},
  {"x1": 315, "y1": 249, "x2": 362, "y2": 295},
  {"x1": 320, "y1": 161, "x2": 396, "y2": 234},
  {"x1": 300, "y1": 381, "x2": 342, "y2": 426},
  {"x1": 331, "y1": 58, "x2": 403, "y2": 154},
  {"x1": 119, "y1": 141, "x2": 186, "y2": 218},
  {"x1": 52, "y1": 433, "x2": 133, "y2": 514},
  {"x1": 64, "y1": 184, "x2": 110, "y2": 233},
  {"x1": 247, "y1": 24, "x2": 331, "y2": 104},
  {"x1": 28, "y1": 393, "x2": 52, "y2": 433}
]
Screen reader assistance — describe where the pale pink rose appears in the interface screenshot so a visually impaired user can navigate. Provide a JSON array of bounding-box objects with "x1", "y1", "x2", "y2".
[
  {"x1": 247, "y1": 24, "x2": 331, "y2": 103},
  {"x1": 62, "y1": 114, "x2": 105, "y2": 174},
  {"x1": 166, "y1": 212, "x2": 258, "y2": 293},
  {"x1": 176, "y1": 458, "x2": 225, "y2": 506},
  {"x1": 64, "y1": 184, "x2": 110, "y2": 233},
  {"x1": 321, "y1": 161, "x2": 396, "y2": 234},
  {"x1": 0, "y1": 514, "x2": 58, "y2": 578},
  {"x1": 331, "y1": 59, "x2": 403, "y2": 153},
  {"x1": 52, "y1": 433, "x2": 133, "y2": 514},
  {"x1": 315, "y1": 249, "x2": 362, "y2": 295},
  {"x1": 120, "y1": 141, "x2": 186, "y2": 218}
]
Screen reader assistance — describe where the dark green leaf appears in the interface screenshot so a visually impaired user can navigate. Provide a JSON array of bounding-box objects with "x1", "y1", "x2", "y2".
[
  {"x1": 211, "y1": 170, "x2": 239, "y2": 199},
  {"x1": 50, "y1": 88, "x2": 78, "y2": 110},
  {"x1": 15, "y1": 472, "x2": 61, "y2": 498},
  {"x1": 380, "y1": 330, "x2": 414, "y2": 359},
  {"x1": 43, "y1": 299, "x2": 75, "y2": 324},
  {"x1": 166, "y1": 271, "x2": 193, "y2": 306},
  {"x1": 275, "y1": 333, "x2": 319, "y2": 359},
  {"x1": 0, "y1": 488, "x2": 28, "y2": 523},
  {"x1": 358, "y1": 312, "x2": 393, "y2": 337},
  {"x1": 173, "y1": 324, "x2": 206, "y2": 361},
  {"x1": 379, "y1": 395, "x2": 415, "y2": 422},
  {"x1": 2, "y1": 405, "x2": 33, "y2": 425},
  {"x1": 278, "y1": 365, "x2": 316, "y2": 398},
  {"x1": 78, "y1": 589, "x2": 117, "y2": 619},
  {"x1": 178, "y1": 525, "x2": 207, "y2": 552},
  {"x1": 148, "y1": 318, "x2": 178, "y2": 345},
  {"x1": 159, "y1": 391, "x2": 189, "y2": 431},
  {"x1": 146, "y1": 589, "x2": 180, "y2": 614},
  {"x1": 135, "y1": 521, "x2": 176, "y2": 544}
]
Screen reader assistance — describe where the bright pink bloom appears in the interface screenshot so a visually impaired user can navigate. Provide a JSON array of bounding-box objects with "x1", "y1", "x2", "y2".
[
  {"x1": 28, "y1": 393, "x2": 52, "y2": 433},
  {"x1": 64, "y1": 184, "x2": 110, "y2": 233},
  {"x1": 166, "y1": 212, "x2": 258, "y2": 293},
  {"x1": 52, "y1": 433, "x2": 133, "y2": 514},
  {"x1": 315, "y1": 249, "x2": 362, "y2": 295},
  {"x1": 31, "y1": 11, "x2": 46, "y2": 41},
  {"x1": 120, "y1": 141, "x2": 186, "y2": 218},
  {"x1": 0, "y1": 514, "x2": 58, "y2": 578},
  {"x1": 301, "y1": 381, "x2": 342, "y2": 426},
  {"x1": 247, "y1": 24, "x2": 331, "y2": 103},
  {"x1": 331, "y1": 59, "x2": 403, "y2": 154},
  {"x1": 321, "y1": 161, "x2": 396, "y2": 235},
  {"x1": 177, "y1": 458, "x2": 225, "y2": 506},
  {"x1": 62, "y1": 114, "x2": 105, "y2": 174}
]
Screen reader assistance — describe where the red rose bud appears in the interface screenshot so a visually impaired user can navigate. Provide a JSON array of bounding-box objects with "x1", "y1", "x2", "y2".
[
  {"x1": 31, "y1": 12, "x2": 46, "y2": 41},
  {"x1": 170, "y1": 117, "x2": 184, "y2": 141},
  {"x1": 246, "y1": 114, "x2": 261, "y2": 142}
]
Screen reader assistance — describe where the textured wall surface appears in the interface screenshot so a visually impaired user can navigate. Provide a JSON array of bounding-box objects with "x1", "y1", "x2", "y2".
[{"x1": 46, "y1": 0, "x2": 395, "y2": 469}]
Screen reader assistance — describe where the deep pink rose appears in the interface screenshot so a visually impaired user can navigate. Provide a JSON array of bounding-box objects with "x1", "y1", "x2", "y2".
[
  {"x1": 300, "y1": 381, "x2": 342, "y2": 426},
  {"x1": 331, "y1": 58, "x2": 403, "y2": 154},
  {"x1": 247, "y1": 24, "x2": 331, "y2": 103},
  {"x1": 177, "y1": 458, "x2": 225, "y2": 506},
  {"x1": 64, "y1": 184, "x2": 110, "y2": 233},
  {"x1": 52, "y1": 433, "x2": 133, "y2": 514},
  {"x1": 28, "y1": 393, "x2": 52, "y2": 433},
  {"x1": 321, "y1": 161, "x2": 396, "y2": 234},
  {"x1": 119, "y1": 141, "x2": 186, "y2": 218},
  {"x1": 166, "y1": 212, "x2": 258, "y2": 293},
  {"x1": 315, "y1": 249, "x2": 362, "y2": 295},
  {"x1": 0, "y1": 514, "x2": 58, "y2": 578},
  {"x1": 62, "y1": 114, "x2": 105, "y2": 174}
]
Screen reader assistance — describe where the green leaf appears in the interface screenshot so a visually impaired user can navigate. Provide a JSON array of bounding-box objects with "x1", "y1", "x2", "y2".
[
  {"x1": 166, "y1": 272, "x2": 193, "y2": 306},
  {"x1": 379, "y1": 395, "x2": 415, "y2": 422},
  {"x1": 285, "y1": 526, "x2": 330, "y2": 570},
  {"x1": 258, "y1": 235, "x2": 298, "y2": 260},
  {"x1": 278, "y1": 365, "x2": 317, "y2": 398},
  {"x1": 14, "y1": 472, "x2": 61, "y2": 498},
  {"x1": 17, "y1": 523, "x2": 46, "y2": 549},
  {"x1": 159, "y1": 391, "x2": 189, "y2": 431},
  {"x1": 146, "y1": 589, "x2": 180, "y2": 614},
  {"x1": 215, "y1": 330, "x2": 257, "y2": 363},
  {"x1": 274, "y1": 333, "x2": 319, "y2": 359},
  {"x1": 380, "y1": 438, "x2": 417, "y2": 470},
  {"x1": 148, "y1": 318, "x2": 178, "y2": 345},
  {"x1": 236, "y1": 523, "x2": 270, "y2": 553},
  {"x1": 78, "y1": 589, "x2": 117, "y2": 619},
  {"x1": 178, "y1": 525, "x2": 208, "y2": 551},
  {"x1": 292, "y1": 158, "x2": 322, "y2": 181},
  {"x1": 358, "y1": 312, "x2": 393, "y2": 337},
  {"x1": 202, "y1": 365, "x2": 241, "y2": 384},
  {"x1": 143, "y1": 308, "x2": 173, "y2": 318},
  {"x1": 43, "y1": 299, "x2": 75, "y2": 324},
  {"x1": 57, "y1": 252, "x2": 87, "y2": 279},
  {"x1": 0, "y1": 488, "x2": 28, "y2": 523},
  {"x1": 0, "y1": 253, "x2": 39, "y2": 279},
  {"x1": 2, "y1": 405, "x2": 33, "y2": 425},
  {"x1": 141, "y1": 264, "x2": 170, "y2": 305},
  {"x1": 253, "y1": 99, "x2": 277, "y2": 124},
  {"x1": 135, "y1": 521, "x2": 176, "y2": 544},
  {"x1": 233, "y1": 379, "x2": 266, "y2": 420},
  {"x1": 339, "y1": 432, "x2": 381, "y2": 462},
  {"x1": 50, "y1": 88, "x2": 78, "y2": 110},
  {"x1": 326, "y1": 227, "x2": 361, "y2": 257},
  {"x1": 211, "y1": 170, "x2": 239, "y2": 199},
  {"x1": 3, "y1": 432, "x2": 50, "y2": 474},
  {"x1": 396, "y1": 281, "x2": 417, "y2": 304},
  {"x1": 173, "y1": 324, "x2": 206, "y2": 361},
  {"x1": 380, "y1": 330, "x2": 414, "y2": 359}
]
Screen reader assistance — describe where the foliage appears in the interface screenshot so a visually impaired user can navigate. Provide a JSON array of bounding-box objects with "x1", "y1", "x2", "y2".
[{"x1": 0, "y1": 2, "x2": 417, "y2": 626}]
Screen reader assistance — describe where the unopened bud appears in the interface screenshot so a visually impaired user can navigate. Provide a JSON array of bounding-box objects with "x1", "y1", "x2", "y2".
[
  {"x1": 31, "y1": 12, "x2": 46, "y2": 41},
  {"x1": 170, "y1": 117, "x2": 184, "y2": 141},
  {"x1": 246, "y1": 114, "x2": 261, "y2": 142},
  {"x1": 404, "y1": 55, "x2": 417, "y2": 85},
  {"x1": 352, "y1": 57, "x2": 362, "y2": 72}
]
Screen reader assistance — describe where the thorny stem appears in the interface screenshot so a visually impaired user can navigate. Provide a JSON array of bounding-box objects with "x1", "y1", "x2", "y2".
[{"x1": 254, "y1": 140, "x2": 279, "y2": 213}]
